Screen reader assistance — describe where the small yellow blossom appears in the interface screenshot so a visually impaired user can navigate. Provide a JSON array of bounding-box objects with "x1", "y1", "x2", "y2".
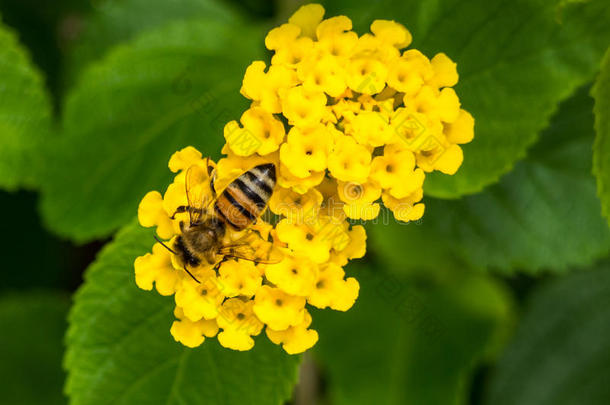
[
  {"x1": 308, "y1": 263, "x2": 359, "y2": 311},
  {"x1": 266, "y1": 310, "x2": 319, "y2": 354},
  {"x1": 269, "y1": 186, "x2": 323, "y2": 222},
  {"x1": 264, "y1": 255, "x2": 319, "y2": 296},
  {"x1": 170, "y1": 307, "x2": 219, "y2": 348},
  {"x1": 337, "y1": 180, "x2": 381, "y2": 220},
  {"x1": 137, "y1": 191, "x2": 175, "y2": 239},
  {"x1": 217, "y1": 298, "x2": 264, "y2": 351},
  {"x1": 224, "y1": 107, "x2": 285, "y2": 156},
  {"x1": 218, "y1": 260, "x2": 262, "y2": 298},
  {"x1": 174, "y1": 270, "x2": 225, "y2": 322},
  {"x1": 279, "y1": 125, "x2": 330, "y2": 178},
  {"x1": 327, "y1": 135, "x2": 371, "y2": 183},
  {"x1": 134, "y1": 243, "x2": 182, "y2": 296},
  {"x1": 134, "y1": 3, "x2": 473, "y2": 355},
  {"x1": 275, "y1": 217, "x2": 342, "y2": 264},
  {"x1": 253, "y1": 286, "x2": 306, "y2": 331}
]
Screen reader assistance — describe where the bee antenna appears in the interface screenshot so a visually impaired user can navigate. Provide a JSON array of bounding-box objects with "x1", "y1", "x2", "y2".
[
  {"x1": 153, "y1": 235, "x2": 177, "y2": 255},
  {"x1": 183, "y1": 265, "x2": 201, "y2": 283}
]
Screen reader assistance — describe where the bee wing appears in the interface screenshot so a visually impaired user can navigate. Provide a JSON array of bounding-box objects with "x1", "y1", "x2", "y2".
[
  {"x1": 185, "y1": 164, "x2": 212, "y2": 225},
  {"x1": 218, "y1": 230, "x2": 283, "y2": 264}
]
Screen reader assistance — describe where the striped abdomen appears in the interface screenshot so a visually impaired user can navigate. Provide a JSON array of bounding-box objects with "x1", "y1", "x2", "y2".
[{"x1": 214, "y1": 163, "x2": 276, "y2": 230}]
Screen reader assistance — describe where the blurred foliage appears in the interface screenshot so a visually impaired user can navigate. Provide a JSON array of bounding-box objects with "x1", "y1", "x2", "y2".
[
  {"x1": 593, "y1": 49, "x2": 610, "y2": 226},
  {"x1": 65, "y1": 0, "x2": 240, "y2": 83},
  {"x1": 65, "y1": 222, "x2": 300, "y2": 405},
  {"x1": 485, "y1": 263, "x2": 610, "y2": 405},
  {"x1": 0, "y1": 190, "x2": 96, "y2": 292},
  {"x1": 0, "y1": 0, "x2": 89, "y2": 103},
  {"x1": 0, "y1": 15, "x2": 53, "y2": 190},
  {"x1": 0, "y1": 0, "x2": 609, "y2": 404},
  {"x1": 369, "y1": 87, "x2": 610, "y2": 275},
  {"x1": 313, "y1": 263, "x2": 512, "y2": 405},
  {"x1": 320, "y1": 0, "x2": 610, "y2": 198},
  {"x1": 0, "y1": 290, "x2": 69, "y2": 405}
]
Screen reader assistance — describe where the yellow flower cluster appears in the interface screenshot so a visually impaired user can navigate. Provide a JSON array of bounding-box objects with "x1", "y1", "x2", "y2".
[{"x1": 134, "y1": 3, "x2": 473, "y2": 355}]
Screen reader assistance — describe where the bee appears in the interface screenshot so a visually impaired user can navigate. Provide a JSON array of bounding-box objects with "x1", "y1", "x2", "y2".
[{"x1": 156, "y1": 160, "x2": 279, "y2": 283}]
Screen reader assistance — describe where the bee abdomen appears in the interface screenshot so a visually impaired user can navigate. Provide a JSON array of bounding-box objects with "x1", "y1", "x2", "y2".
[{"x1": 214, "y1": 163, "x2": 276, "y2": 230}]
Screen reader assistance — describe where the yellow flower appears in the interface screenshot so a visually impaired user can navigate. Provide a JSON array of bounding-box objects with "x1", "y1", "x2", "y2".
[
  {"x1": 224, "y1": 107, "x2": 285, "y2": 156},
  {"x1": 416, "y1": 138, "x2": 464, "y2": 175},
  {"x1": 337, "y1": 180, "x2": 381, "y2": 220},
  {"x1": 170, "y1": 307, "x2": 218, "y2": 348},
  {"x1": 268, "y1": 186, "x2": 323, "y2": 222},
  {"x1": 253, "y1": 286, "x2": 306, "y2": 331},
  {"x1": 266, "y1": 310, "x2": 319, "y2": 354},
  {"x1": 277, "y1": 164, "x2": 325, "y2": 194},
  {"x1": 308, "y1": 263, "x2": 359, "y2": 311},
  {"x1": 288, "y1": 3, "x2": 325, "y2": 39},
  {"x1": 217, "y1": 298, "x2": 264, "y2": 351},
  {"x1": 168, "y1": 145, "x2": 203, "y2": 172},
  {"x1": 276, "y1": 218, "x2": 337, "y2": 263},
  {"x1": 264, "y1": 255, "x2": 319, "y2": 296},
  {"x1": 428, "y1": 52, "x2": 459, "y2": 88},
  {"x1": 134, "y1": 3, "x2": 473, "y2": 354},
  {"x1": 327, "y1": 135, "x2": 371, "y2": 183},
  {"x1": 370, "y1": 19, "x2": 412, "y2": 49},
  {"x1": 280, "y1": 85, "x2": 328, "y2": 127},
  {"x1": 346, "y1": 57, "x2": 388, "y2": 95},
  {"x1": 370, "y1": 145, "x2": 425, "y2": 199},
  {"x1": 279, "y1": 125, "x2": 332, "y2": 178},
  {"x1": 241, "y1": 62, "x2": 297, "y2": 114},
  {"x1": 134, "y1": 243, "x2": 182, "y2": 296},
  {"x1": 445, "y1": 109, "x2": 475, "y2": 144},
  {"x1": 137, "y1": 191, "x2": 174, "y2": 239},
  {"x1": 299, "y1": 54, "x2": 348, "y2": 97},
  {"x1": 218, "y1": 260, "x2": 262, "y2": 298},
  {"x1": 174, "y1": 270, "x2": 225, "y2": 322},
  {"x1": 405, "y1": 85, "x2": 461, "y2": 124},
  {"x1": 346, "y1": 110, "x2": 394, "y2": 147},
  {"x1": 382, "y1": 188, "x2": 425, "y2": 222}
]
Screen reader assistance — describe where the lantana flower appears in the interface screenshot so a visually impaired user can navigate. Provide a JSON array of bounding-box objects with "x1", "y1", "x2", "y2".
[{"x1": 134, "y1": 3, "x2": 473, "y2": 354}]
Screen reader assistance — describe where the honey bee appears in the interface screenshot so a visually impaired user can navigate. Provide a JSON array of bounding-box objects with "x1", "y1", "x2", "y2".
[{"x1": 156, "y1": 160, "x2": 279, "y2": 283}]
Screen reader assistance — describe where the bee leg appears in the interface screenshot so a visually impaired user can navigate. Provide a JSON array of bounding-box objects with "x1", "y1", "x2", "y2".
[
  {"x1": 213, "y1": 256, "x2": 228, "y2": 272},
  {"x1": 171, "y1": 206, "x2": 188, "y2": 219},
  {"x1": 183, "y1": 264, "x2": 201, "y2": 283},
  {"x1": 153, "y1": 235, "x2": 177, "y2": 254}
]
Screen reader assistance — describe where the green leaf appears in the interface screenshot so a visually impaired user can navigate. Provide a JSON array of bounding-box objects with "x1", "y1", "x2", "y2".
[
  {"x1": 313, "y1": 263, "x2": 512, "y2": 405},
  {"x1": 0, "y1": 290, "x2": 69, "y2": 405},
  {"x1": 369, "y1": 87, "x2": 610, "y2": 274},
  {"x1": 593, "y1": 48, "x2": 610, "y2": 227},
  {"x1": 40, "y1": 19, "x2": 265, "y2": 242},
  {"x1": 0, "y1": 17, "x2": 53, "y2": 190},
  {"x1": 485, "y1": 263, "x2": 610, "y2": 405},
  {"x1": 66, "y1": 0, "x2": 239, "y2": 80},
  {"x1": 320, "y1": 0, "x2": 610, "y2": 197},
  {"x1": 65, "y1": 221, "x2": 300, "y2": 405}
]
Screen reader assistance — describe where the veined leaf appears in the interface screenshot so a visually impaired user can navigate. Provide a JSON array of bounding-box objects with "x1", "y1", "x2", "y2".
[
  {"x1": 369, "y1": 87, "x2": 610, "y2": 274},
  {"x1": 40, "y1": 19, "x2": 265, "y2": 242},
  {"x1": 0, "y1": 16, "x2": 53, "y2": 190},
  {"x1": 593, "y1": 48, "x2": 610, "y2": 227},
  {"x1": 65, "y1": 222, "x2": 301, "y2": 405},
  {"x1": 67, "y1": 0, "x2": 239, "y2": 80},
  {"x1": 0, "y1": 290, "x2": 69, "y2": 405},
  {"x1": 485, "y1": 263, "x2": 610, "y2": 405},
  {"x1": 313, "y1": 264, "x2": 512, "y2": 405},
  {"x1": 321, "y1": 0, "x2": 610, "y2": 197}
]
